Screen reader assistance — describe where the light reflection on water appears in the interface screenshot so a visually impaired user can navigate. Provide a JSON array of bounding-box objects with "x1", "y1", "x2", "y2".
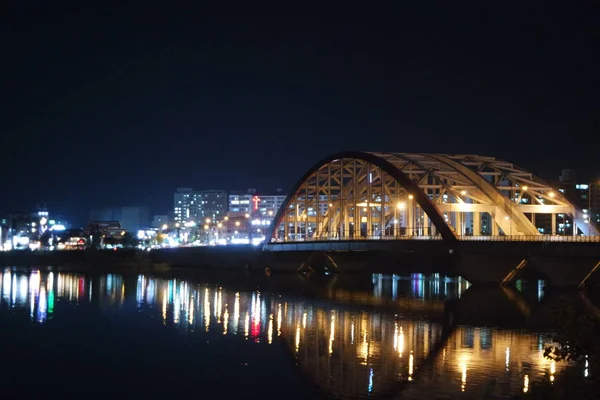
[{"x1": 0, "y1": 269, "x2": 583, "y2": 398}]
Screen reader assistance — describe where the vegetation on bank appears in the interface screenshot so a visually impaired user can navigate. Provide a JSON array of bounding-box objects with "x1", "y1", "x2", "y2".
[{"x1": 533, "y1": 292, "x2": 600, "y2": 397}]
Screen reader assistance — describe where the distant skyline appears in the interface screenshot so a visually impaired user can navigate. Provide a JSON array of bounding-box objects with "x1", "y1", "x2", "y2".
[{"x1": 2, "y1": 2, "x2": 599, "y2": 225}]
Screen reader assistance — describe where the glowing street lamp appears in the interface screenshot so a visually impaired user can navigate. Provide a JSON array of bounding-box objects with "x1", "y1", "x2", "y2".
[
  {"x1": 396, "y1": 202, "x2": 406, "y2": 210},
  {"x1": 205, "y1": 218, "x2": 211, "y2": 224}
]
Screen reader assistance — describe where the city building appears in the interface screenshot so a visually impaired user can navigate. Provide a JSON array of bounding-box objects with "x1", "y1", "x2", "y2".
[
  {"x1": 221, "y1": 189, "x2": 287, "y2": 244},
  {"x1": 173, "y1": 188, "x2": 200, "y2": 224},
  {"x1": 0, "y1": 208, "x2": 71, "y2": 250},
  {"x1": 173, "y1": 188, "x2": 229, "y2": 225},
  {"x1": 554, "y1": 169, "x2": 600, "y2": 234},
  {"x1": 86, "y1": 221, "x2": 123, "y2": 249},
  {"x1": 196, "y1": 190, "x2": 228, "y2": 223},
  {"x1": 228, "y1": 189, "x2": 286, "y2": 216}
]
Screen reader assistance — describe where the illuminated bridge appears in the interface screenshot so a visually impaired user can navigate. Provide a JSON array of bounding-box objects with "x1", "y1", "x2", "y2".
[{"x1": 266, "y1": 151, "x2": 599, "y2": 248}]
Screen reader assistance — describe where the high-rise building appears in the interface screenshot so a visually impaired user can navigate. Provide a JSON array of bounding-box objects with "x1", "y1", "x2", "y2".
[
  {"x1": 196, "y1": 190, "x2": 228, "y2": 223},
  {"x1": 173, "y1": 188, "x2": 228, "y2": 224},
  {"x1": 173, "y1": 188, "x2": 199, "y2": 224}
]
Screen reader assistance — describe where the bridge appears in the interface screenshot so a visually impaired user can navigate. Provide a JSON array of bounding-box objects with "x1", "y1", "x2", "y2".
[
  {"x1": 259, "y1": 151, "x2": 600, "y2": 287},
  {"x1": 265, "y1": 151, "x2": 599, "y2": 248}
]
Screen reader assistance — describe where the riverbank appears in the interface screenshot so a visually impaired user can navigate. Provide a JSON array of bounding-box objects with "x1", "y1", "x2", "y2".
[{"x1": 0, "y1": 246, "x2": 454, "y2": 276}]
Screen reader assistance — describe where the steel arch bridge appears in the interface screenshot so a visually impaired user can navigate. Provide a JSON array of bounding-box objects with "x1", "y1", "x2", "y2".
[{"x1": 267, "y1": 151, "x2": 599, "y2": 245}]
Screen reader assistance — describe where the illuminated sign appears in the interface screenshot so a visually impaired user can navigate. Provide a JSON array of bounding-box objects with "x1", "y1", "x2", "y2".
[{"x1": 252, "y1": 196, "x2": 261, "y2": 211}]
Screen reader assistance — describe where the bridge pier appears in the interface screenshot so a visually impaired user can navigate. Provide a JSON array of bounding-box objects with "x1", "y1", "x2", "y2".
[
  {"x1": 455, "y1": 253, "x2": 526, "y2": 286},
  {"x1": 528, "y1": 256, "x2": 600, "y2": 288}
]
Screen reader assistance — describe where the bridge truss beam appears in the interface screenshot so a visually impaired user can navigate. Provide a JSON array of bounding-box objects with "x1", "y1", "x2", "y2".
[{"x1": 268, "y1": 152, "x2": 599, "y2": 244}]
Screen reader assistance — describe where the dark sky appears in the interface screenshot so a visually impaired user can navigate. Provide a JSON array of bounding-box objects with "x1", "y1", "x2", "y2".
[{"x1": 2, "y1": 2, "x2": 599, "y2": 225}]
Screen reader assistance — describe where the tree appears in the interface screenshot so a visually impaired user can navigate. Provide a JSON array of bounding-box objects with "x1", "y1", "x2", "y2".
[{"x1": 544, "y1": 293, "x2": 600, "y2": 384}]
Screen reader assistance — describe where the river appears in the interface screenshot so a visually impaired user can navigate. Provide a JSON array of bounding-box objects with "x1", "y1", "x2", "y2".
[{"x1": 0, "y1": 268, "x2": 594, "y2": 398}]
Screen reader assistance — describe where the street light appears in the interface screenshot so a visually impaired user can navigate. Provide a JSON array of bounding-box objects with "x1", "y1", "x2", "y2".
[{"x1": 205, "y1": 218, "x2": 211, "y2": 224}]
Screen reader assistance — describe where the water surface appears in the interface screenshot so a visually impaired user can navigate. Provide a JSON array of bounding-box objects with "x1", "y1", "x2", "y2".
[{"x1": 0, "y1": 269, "x2": 590, "y2": 398}]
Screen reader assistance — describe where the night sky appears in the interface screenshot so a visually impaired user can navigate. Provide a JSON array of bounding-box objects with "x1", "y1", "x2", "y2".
[{"x1": 2, "y1": 2, "x2": 599, "y2": 226}]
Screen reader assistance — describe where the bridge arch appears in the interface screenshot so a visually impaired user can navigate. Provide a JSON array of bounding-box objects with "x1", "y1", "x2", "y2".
[
  {"x1": 267, "y1": 151, "x2": 598, "y2": 245},
  {"x1": 267, "y1": 151, "x2": 458, "y2": 247}
]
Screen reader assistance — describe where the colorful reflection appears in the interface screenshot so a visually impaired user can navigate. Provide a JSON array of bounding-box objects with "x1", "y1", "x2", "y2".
[
  {"x1": 404, "y1": 327, "x2": 569, "y2": 398},
  {"x1": 0, "y1": 270, "x2": 584, "y2": 398},
  {"x1": 0, "y1": 269, "x2": 79, "y2": 323}
]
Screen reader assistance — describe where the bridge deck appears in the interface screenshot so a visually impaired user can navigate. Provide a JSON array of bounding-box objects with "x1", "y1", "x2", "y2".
[{"x1": 267, "y1": 234, "x2": 600, "y2": 244}]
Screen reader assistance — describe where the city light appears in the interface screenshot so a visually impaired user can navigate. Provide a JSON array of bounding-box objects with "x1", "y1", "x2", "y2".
[{"x1": 396, "y1": 202, "x2": 406, "y2": 210}]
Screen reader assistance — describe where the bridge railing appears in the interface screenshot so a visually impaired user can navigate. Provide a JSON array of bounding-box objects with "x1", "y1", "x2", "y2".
[
  {"x1": 270, "y1": 235, "x2": 443, "y2": 243},
  {"x1": 458, "y1": 235, "x2": 600, "y2": 243},
  {"x1": 270, "y1": 234, "x2": 600, "y2": 243}
]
